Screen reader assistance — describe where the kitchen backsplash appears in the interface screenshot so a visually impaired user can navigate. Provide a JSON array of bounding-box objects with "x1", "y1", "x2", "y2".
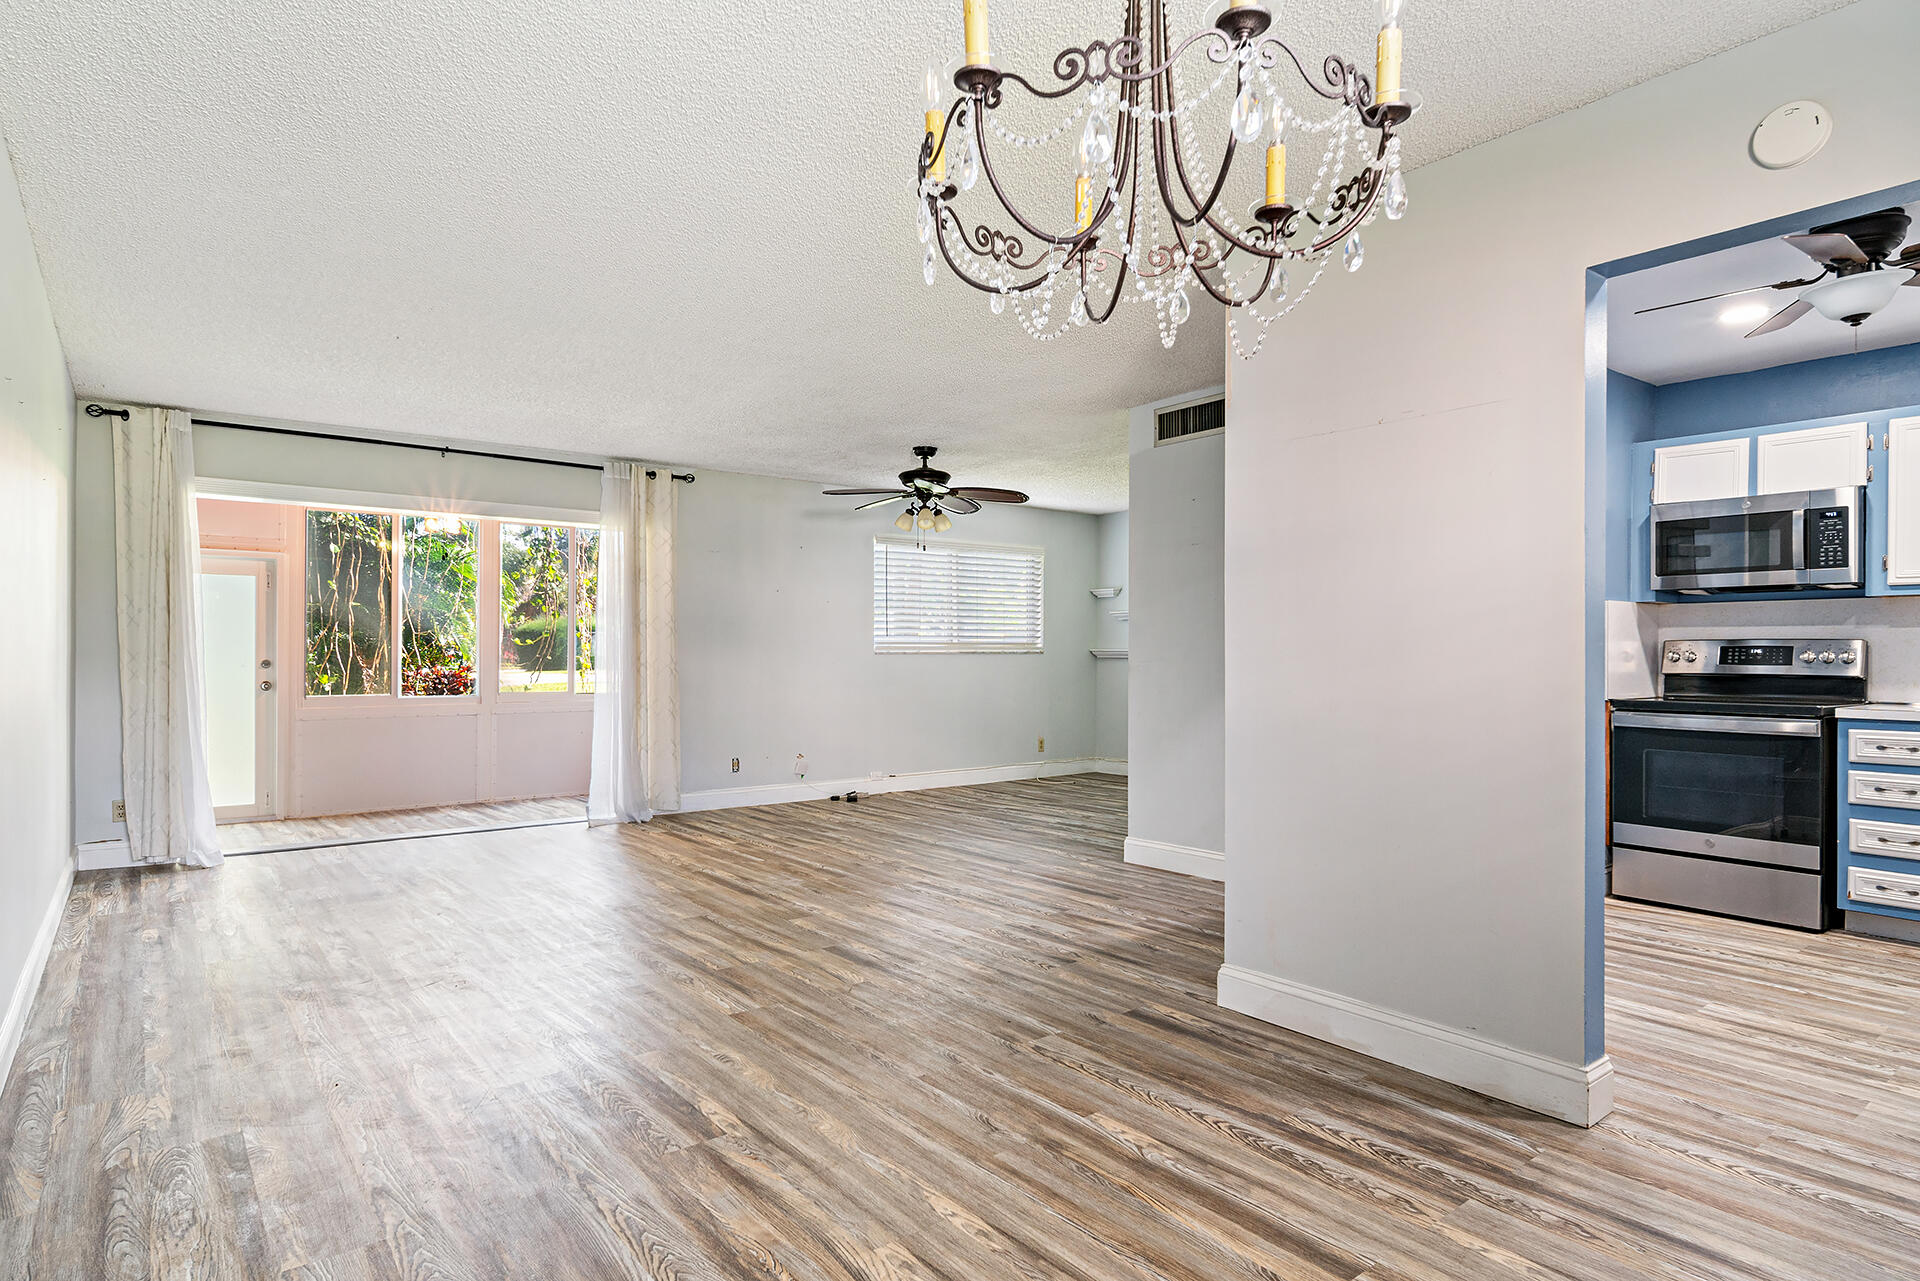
[{"x1": 1607, "y1": 596, "x2": 1920, "y2": 702}]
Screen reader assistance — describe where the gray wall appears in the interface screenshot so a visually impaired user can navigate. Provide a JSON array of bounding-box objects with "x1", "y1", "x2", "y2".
[
  {"x1": 1093, "y1": 510, "x2": 1128, "y2": 763},
  {"x1": 1222, "y1": 0, "x2": 1917, "y2": 1115},
  {"x1": 676, "y1": 469, "x2": 1102, "y2": 794},
  {"x1": 1128, "y1": 390, "x2": 1225, "y2": 855},
  {"x1": 0, "y1": 143, "x2": 74, "y2": 1082}
]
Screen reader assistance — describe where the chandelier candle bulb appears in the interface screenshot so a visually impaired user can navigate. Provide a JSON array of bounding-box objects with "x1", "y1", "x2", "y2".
[
  {"x1": 1376, "y1": 0, "x2": 1404, "y2": 105},
  {"x1": 1075, "y1": 171, "x2": 1094, "y2": 232},
  {"x1": 1266, "y1": 117, "x2": 1287, "y2": 206},
  {"x1": 963, "y1": 0, "x2": 989, "y2": 67},
  {"x1": 925, "y1": 110, "x2": 946, "y2": 182}
]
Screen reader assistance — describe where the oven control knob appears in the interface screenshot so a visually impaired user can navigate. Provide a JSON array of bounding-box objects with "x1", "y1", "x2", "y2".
[
  {"x1": 1683, "y1": 649, "x2": 1698, "y2": 663},
  {"x1": 1665, "y1": 649, "x2": 1682, "y2": 663},
  {"x1": 1842, "y1": 650, "x2": 1858, "y2": 665},
  {"x1": 1820, "y1": 650, "x2": 1837, "y2": 664},
  {"x1": 1800, "y1": 650, "x2": 1818, "y2": 663}
]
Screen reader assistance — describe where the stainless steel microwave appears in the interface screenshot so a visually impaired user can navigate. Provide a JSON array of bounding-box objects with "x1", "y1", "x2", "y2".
[{"x1": 1649, "y1": 487, "x2": 1863, "y2": 593}]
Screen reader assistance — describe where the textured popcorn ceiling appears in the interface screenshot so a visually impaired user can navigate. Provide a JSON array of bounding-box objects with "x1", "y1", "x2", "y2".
[{"x1": 0, "y1": 0, "x2": 1853, "y2": 511}]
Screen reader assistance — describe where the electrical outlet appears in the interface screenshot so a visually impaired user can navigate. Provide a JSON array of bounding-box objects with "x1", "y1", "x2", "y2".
[
  {"x1": 794, "y1": 753, "x2": 807, "y2": 779},
  {"x1": 112, "y1": 799, "x2": 126, "y2": 823},
  {"x1": 730, "y1": 758, "x2": 740, "y2": 774},
  {"x1": 1038, "y1": 736, "x2": 1046, "y2": 754}
]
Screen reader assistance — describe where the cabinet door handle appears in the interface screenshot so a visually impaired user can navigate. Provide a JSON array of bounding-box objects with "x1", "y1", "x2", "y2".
[
  {"x1": 1872, "y1": 743, "x2": 1920, "y2": 753},
  {"x1": 1875, "y1": 836, "x2": 1920, "y2": 847},
  {"x1": 1871, "y1": 785, "x2": 1920, "y2": 796},
  {"x1": 1871, "y1": 884, "x2": 1920, "y2": 898}
]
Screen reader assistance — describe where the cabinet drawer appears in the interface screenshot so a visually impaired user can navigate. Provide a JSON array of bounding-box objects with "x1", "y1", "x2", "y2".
[
  {"x1": 1847, "y1": 865, "x2": 1920, "y2": 911},
  {"x1": 1848, "y1": 728, "x2": 1920, "y2": 765},
  {"x1": 1849, "y1": 771, "x2": 1920, "y2": 810},
  {"x1": 1849, "y1": 817, "x2": 1920, "y2": 863}
]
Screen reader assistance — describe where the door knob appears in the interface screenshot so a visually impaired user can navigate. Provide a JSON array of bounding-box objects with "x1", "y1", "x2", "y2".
[{"x1": 258, "y1": 680, "x2": 273, "y2": 691}]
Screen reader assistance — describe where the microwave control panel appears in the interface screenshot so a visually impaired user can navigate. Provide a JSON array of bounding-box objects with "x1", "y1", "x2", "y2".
[{"x1": 1809, "y1": 506, "x2": 1851, "y2": 569}]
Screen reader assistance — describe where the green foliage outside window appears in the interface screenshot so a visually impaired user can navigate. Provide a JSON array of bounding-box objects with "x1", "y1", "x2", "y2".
[
  {"x1": 399, "y1": 515, "x2": 477, "y2": 696},
  {"x1": 501, "y1": 524, "x2": 571, "y2": 691},
  {"x1": 306, "y1": 510, "x2": 393, "y2": 694}
]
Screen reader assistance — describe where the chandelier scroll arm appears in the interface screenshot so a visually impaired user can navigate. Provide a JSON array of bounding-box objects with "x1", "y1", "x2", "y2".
[{"x1": 932, "y1": 206, "x2": 1063, "y2": 296}]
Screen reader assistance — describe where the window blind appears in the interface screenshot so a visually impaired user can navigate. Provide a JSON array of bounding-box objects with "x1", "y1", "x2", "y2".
[{"x1": 873, "y1": 537, "x2": 1044, "y2": 653}]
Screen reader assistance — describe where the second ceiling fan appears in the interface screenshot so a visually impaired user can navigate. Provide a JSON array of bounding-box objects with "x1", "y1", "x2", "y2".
[
  {"x1": 1637, "y1": 206, "x2": 1920, "y2": 338},
  {"x1": 824, "y1": 446, "x2": 1028, "y2": 533}
]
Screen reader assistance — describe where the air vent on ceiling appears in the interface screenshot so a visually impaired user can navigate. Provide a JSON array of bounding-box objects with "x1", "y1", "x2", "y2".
[{"x1": 1155, "y1": 396, "x2": 1224, "y2": 445}]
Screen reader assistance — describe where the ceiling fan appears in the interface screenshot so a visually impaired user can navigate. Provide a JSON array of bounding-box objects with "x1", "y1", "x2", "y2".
[
  {"x1": 824, "y1": 446, "x2": 1029, "y2": 534},
  {"x1": 1636, "y1": 207, "x2": 1920, "y2": 338}
]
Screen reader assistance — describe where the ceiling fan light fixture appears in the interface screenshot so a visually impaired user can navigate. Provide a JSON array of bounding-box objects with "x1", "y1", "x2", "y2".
[
  {"x1": 894, "y1": 507, "x2": 916, "y2": 531},
  {"x1": 1802, "y1": 269, "x2": 1911, "y2": 325},
  {"x1": 1718, "y1": 301, "x2": 1772, "y2": 327},
  {"x1": 917, "y1": 508, "x2": 937, "y2": 531},
  {"x1": 932, "y1": 510, "x2": 953, "y2": 533}
]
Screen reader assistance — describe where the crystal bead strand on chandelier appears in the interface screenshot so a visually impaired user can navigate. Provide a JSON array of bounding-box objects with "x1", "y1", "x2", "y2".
[{"x1": 912, "y1": 0, "x2": 1415, "y2": 356}]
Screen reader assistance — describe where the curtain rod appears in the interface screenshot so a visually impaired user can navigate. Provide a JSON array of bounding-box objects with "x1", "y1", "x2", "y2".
[{"x1": 83, "y1": 404, "x2": 695, "y2": 482}]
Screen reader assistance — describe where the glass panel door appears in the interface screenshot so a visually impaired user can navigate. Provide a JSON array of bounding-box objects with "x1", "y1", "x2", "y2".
[{"x1": 200, "y1": 556, "x2": 278, "y2": 820}]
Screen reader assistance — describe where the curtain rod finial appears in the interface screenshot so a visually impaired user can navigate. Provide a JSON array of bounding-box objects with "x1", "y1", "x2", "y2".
[{"x1": 86, "y1": 403, "x2": 131, "y2": 420}]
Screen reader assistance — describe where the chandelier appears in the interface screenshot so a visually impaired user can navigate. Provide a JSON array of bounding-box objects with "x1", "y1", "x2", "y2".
[{"x1": 916, "y1": 0, "x2": 1417, "y2": 357}]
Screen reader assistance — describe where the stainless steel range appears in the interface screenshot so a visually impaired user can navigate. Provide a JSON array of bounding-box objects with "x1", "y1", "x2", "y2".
[{"x1": 1609, "y1": 638, "x2": 1869, "y2": 930}]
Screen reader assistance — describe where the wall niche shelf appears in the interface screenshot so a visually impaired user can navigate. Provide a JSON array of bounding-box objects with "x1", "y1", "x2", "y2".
[
  {"x1": 1090, "y1": 649, "x2": 1128, "y2": 660},
  {"x1": 1109, "y1": 610, "x2": 1129, "y2": 622},
  {"x1": 1090, "y1": 587, "x2": 1122, "y2": 598}
]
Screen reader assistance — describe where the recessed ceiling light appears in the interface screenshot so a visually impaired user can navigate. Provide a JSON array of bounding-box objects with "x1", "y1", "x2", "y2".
[{"x1": 1719, "y1": 301, "x2": 1773, "y2": 327}]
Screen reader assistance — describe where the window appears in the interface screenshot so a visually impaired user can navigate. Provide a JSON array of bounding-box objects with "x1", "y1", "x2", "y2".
[
  {"x1": 306, "y1": 509, "x2": 481, "y2": 697},
  {"x1": 306, "y1": 510, "x2": 393, "y2": 694},
  {"x1": 873, "y1": 537, "x2": 1044, "y2": 653},
  {"x1": 399, "y1": 515, "x2": 477, "y2": 696},
  {"x1": 499, "y1": 522, "x2": 599, "y2": 695},
  {"x1": 1155, "y1": 395, "x2": 1224, "y2": 445}
]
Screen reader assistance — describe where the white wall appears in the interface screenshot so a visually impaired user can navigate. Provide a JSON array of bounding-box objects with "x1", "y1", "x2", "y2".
[
  {"x1": 1093, "y1": 510, "x2": 1129, "y2": 764},
  {"x1": 1126, "y1": 390, "x2": 1225, "y2": 878},
  {"x1": 0, "y1": 143, "x2": 74, "y2": 1088},
  {"x1": 1220, "y1": 0, "x2": 1920, "y2": 1125},
  {"x1": 676, "y1": 469, "x2": 1103, "y2": 798}
]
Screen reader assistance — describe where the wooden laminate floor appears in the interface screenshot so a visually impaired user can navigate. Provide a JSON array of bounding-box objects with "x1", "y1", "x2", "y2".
[
  {"x1": 5, "y1": 773, "x2": 1920, "y2": 1280},
  {"x1": 216, "y1": 795, "x2": 586, "y2": 855}
]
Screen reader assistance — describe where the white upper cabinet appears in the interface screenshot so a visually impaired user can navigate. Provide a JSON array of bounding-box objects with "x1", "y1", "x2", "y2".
[
  {"x1": 1755, "y1": 421, "x2": 1869, "y2": 494},
  {"x1": 1653, "y1": 437, "x2": 1750, "y2": 504},
  {"x1": 1887, "y1": 417, "x2": 1920, "y2": 586}
]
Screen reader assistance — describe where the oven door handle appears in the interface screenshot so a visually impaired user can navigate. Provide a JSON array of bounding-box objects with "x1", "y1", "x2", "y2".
[{"x1": 1611, "y1": 711, "x2": 1822, "y2": 737}]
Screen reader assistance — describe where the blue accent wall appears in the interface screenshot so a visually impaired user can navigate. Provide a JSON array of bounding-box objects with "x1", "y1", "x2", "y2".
[
  {"x1": 1650, "y1": 342, "x2": 1920, "y2": 440},
  {"x1": 1605, "y1": 371, "x2": 1656, "y2": 602}
]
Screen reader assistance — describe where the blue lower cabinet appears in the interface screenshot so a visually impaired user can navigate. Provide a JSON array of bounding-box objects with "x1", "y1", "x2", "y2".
[{"x1": 1837, "y1": 722, "x2": 1920, "y2": 922}]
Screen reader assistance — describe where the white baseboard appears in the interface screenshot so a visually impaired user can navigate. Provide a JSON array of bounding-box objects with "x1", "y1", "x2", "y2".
[
  {"x1": 1124, "y1": 836, "x2": 1224, "y2": 881},
  {"x1": 76, "y1": 838, "x2": 135, "y2": 871},
  {"x1": 1, "y1": 859, "x2": 75, "y2": 1098},
  {"x1": 677, "y1": 757, "x2": 1117, "y2": 813},
  {"x1": 1217, "y1": 963, "x2": 1615, "y2": 1127},
  {"x1": 1089, "y1": 758, "x2": 1128, "y2": 776}
]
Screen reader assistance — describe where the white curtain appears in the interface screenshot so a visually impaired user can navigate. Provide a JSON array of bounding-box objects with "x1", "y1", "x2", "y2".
[
  {"x1": 588, "y1": 462, "x2": 680, "y2": 823},
  {"x1": 112, "y1": 407, "x2": 222, "y2": 868}
]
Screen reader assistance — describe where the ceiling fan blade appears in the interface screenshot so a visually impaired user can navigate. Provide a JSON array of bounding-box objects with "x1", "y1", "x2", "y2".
[
  {"x1": 1746, "y1": 299, "x2": 1813, "y2": 338},
  {"x1": 940, "y1": 494, "x2": 982, "y2": 515},
  {"x1": 823, "y1": 488, "x2": 914, "y2": 496},
  {"x1": 947, "y1": 487, "x2": 1030, "y2": 504},
  {"x1": 852, "y1": 493, "x2": 913, "y2": 510},
  {"x1": 1631, "y1": 276, "x2": 1824, "y2": 316},
  {"x1": 1784, "y1": 232, "x2": 1870, "y2": 266}
]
